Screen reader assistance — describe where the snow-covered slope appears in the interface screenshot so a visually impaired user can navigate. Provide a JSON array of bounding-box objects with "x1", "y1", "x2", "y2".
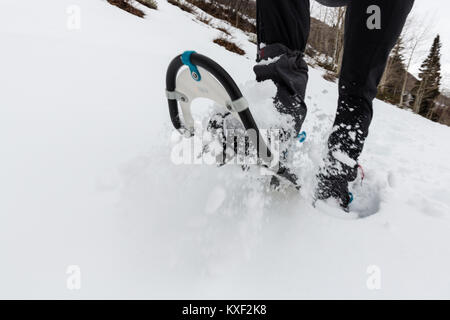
[{"x1": 1, "y1": 0, "x2": 450, "y2": 299}]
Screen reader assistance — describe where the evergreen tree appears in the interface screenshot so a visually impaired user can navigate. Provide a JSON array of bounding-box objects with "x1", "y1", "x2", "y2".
[
  {"x1": 410, "y1": 34, "x2": 442, "y2": 119},
  {"x1": 378, "y1": 39, "x2": 406, "y2": 104}
]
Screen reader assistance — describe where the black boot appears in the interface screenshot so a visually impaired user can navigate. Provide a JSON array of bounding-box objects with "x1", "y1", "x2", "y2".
[
  {"x1": 255, "y1": 1, "x2": 311, "y2": 189},
  {"x1": 315, "y1": 94, "x2": 371, "y2": 209},
  {"x1": 316, "y1": 172, "x2": 352, "y2": 208},
  {"x1": 253, "y1": 43, "x2": 308, "y2": 139}
]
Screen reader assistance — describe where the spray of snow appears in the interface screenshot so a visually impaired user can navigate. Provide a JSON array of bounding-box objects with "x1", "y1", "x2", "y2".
[
  {"x1": 255, "y1": 56, "x2": 282, "y2": 66},
  {"x1": 332, "y1": 150, "x2": 357, "y2": 167},
  {"x1": 1, "y1": 0, "x2": 450, "y2": 299}
]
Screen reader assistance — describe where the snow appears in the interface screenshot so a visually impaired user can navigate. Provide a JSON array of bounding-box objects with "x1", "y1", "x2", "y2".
[
  {"x1": 255, "y1": 56, "x2": 281, "y2": 66},
  {"x1": 1, "y1": 0, "x2": 450, "y2": 299},
  {"x1": 332, "y1": 150, "x2": 357, "y2": 167}
]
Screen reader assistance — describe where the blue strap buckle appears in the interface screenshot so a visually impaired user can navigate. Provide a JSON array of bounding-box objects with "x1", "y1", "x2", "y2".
[
  {"x1": 181, "y1": 51, "x2": 201, "y2": 82},
  {"x1": 297, "y1": 131, "x2": 307, "y2": 143}
]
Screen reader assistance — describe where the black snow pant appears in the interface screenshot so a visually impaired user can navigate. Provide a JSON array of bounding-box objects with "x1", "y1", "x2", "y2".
[{"x1": 256, "y1": 0, "x2": 414, "y2": 180}]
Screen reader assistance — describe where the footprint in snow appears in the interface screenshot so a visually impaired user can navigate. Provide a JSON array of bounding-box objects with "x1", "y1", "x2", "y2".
[{"x1": 347, "y1": 171, "x2": 384, "y2": 218}]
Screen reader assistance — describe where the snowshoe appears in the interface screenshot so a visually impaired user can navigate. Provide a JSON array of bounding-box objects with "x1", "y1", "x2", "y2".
[{"x1": 165, "y1": 51, "x2": 300, "y2": 189}]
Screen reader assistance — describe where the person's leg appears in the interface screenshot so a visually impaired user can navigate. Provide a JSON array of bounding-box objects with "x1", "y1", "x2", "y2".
[
  {"x1": 318, "y1": 0, "x2": 414, "y2": 207},
  {"x1": 254, "y1": 0, "x2": 311, "y2": 137},
  {"x1": 256, "y1": 0, "x2": 310, "y2": 54}
]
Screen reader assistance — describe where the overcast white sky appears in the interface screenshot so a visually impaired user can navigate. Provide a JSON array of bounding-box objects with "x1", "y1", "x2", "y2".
[{"x1": 311, "y1": 0, "x2": 450, "y2": 92}]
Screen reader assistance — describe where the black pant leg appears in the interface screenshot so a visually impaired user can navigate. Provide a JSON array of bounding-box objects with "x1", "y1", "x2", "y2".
[
  {"x1": 257, "y1": 0, "x2": 311, "y2": 52},
  {"x1": 254, "y1": 0, "x2": 311, "y2": 136},
  {"x1": 340, "y1": 0, "x2": 414, "y2": 103},
  {"x1": 327, "y1": 0, "x2": 414, "y2": 179}
]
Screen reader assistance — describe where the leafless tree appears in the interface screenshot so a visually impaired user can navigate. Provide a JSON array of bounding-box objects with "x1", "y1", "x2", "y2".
[{"x1": 398, "y1": 14, "x2": 434, "y2": 108}]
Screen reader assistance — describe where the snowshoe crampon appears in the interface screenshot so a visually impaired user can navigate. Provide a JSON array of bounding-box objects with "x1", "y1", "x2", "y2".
[{"x1": 165, "y1": 51, "x2": 300, "y2": 189}]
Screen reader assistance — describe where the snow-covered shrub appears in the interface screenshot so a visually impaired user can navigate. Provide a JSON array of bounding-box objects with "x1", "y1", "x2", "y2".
[
  {"x1": 167, "y1": 0, "x2": 194, "y2": 13},
  {"x1": 107, "y1": 0, "x2": 145, "y2": 17},
  {"x1": 197, "y1": 13, "x2": 212, "y2": 25},
  {"x1": 136, "y1": 0, "x2": 158, "y2": 10},
  {"x1": 213, "y1": 37, "x2": 245, "y2": 55},
  {"x1": 216, "y1": 27, "x2": 231, "y2": 36}
]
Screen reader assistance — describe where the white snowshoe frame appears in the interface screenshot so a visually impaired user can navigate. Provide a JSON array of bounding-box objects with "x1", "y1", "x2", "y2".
[{"x1": 165, "y1": 51, "x2": 299, "y2": 188}]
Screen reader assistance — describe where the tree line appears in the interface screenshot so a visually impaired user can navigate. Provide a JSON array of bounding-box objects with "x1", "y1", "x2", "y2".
[
  {"x1": 182, "y1": 0, "x2": 449, "y2": 125},
  {"x1": 309, "y1": 3, "x2": 447, "y2": 125}
]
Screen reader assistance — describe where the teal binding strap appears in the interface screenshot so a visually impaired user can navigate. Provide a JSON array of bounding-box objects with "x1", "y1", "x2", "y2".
[
  {"x1": 181, "y1": 51, "x2": 201, "y2": 82},
  {"x1": 297, "y1": 131, "x2": 307, "y2": 143}
]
